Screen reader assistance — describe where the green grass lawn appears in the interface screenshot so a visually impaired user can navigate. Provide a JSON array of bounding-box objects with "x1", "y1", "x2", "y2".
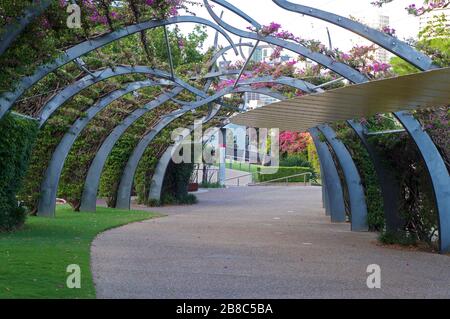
[
  {"x1": 0, "y1": 205, "x2": 159, "y2": 299},
  {"x1": 215, "y1": 160, "x2": 259, "y2": 173}
]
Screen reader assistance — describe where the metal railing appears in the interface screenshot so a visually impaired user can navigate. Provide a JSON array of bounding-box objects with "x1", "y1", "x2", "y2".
[
  {"x1": 224, "y1": 173, "x2": 255, "y2": 186},
  {"x1": 250, "y1": 172, "x2": 313, "y2": 186}
]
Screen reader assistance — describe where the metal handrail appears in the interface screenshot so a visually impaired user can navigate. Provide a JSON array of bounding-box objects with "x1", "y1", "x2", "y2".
[
  {"x1": 251, "y1": 172, "x2": 313, "y2": 186},
  {"x1": 224, "y1": 172, "x2": 254, "y2": 186},
  {"x1": 225, "y1": 172, "x2": 254, "y2": 181}
]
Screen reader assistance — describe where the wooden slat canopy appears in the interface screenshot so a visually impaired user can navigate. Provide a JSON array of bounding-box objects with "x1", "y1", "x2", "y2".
[{"x1": 230, "y1": 67, "x2": 450, "y2": 131}]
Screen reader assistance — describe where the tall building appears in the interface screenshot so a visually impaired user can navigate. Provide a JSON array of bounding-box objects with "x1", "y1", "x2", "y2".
[{"x1": 374, "y1": 15, "x2": 391, "y2": 64}]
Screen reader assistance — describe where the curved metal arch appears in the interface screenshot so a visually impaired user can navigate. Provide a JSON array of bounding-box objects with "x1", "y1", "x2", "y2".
[
  {"x1": 0, "y1": 15, "x2": 238, "y2": 119},
  {"x1": 347, "y1": 120, "x2": 403, "y2": 232},
  {"x1": 394, "y1": 111, "x2": 450, "y2": 253},
  {"x1": 193, "y1": 72, "x2": 317, "y2": 93},
  {"x1": 208, "y1": 42, "x2": 254, "y2": 68},
  {"x1": 318, "y1": 124, "x2": 368, "y2": 231},
  {"x1": 115, "y1": 86, "x2": 288, "y2": 210},
  {"x1": 203, "y1": 0, "x2": 369, "y2": 84},
  {"x1": 0, "y1": 0, "x2": 52, "y2": 56},
  {"x1": 79, "y1": 87, "x2": 185, "y2": 212},
  {"x1": 37, "y1": 79, "x2": 172, "y2": 216},
  {"x1": 38, "y1": 65, "x2": 206, "y2": 127},
  {"x1": 115, "y1": 107, "x2": 212, "y2": 209},
  {"x1": 80, "y1": 73, "x2": 303, "y2": 211},
  {"x1": 238, "y1": 38, "x2": 249, "y2": 60},
  {"x1": 272, "y1": 0, "x2": 435, "y2": 71},
  {"x1": 148, "y1": 125, "x2": 223, "y2": 203},
  {"x1": 309, "y1": 127, "x2": 346, "y2": 223},
  {"x1": 147, "y1": 138, "x2": 189, "y2": 204}
]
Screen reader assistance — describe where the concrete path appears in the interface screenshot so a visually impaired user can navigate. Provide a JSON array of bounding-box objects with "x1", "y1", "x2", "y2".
[{"x1": 91, "y1": 186, "x2": 450, "y2": 299}]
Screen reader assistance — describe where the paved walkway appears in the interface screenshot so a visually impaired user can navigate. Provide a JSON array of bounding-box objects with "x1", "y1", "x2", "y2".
[{"x1": 91, "y1": 186, "x2": 450, "y2": 299}]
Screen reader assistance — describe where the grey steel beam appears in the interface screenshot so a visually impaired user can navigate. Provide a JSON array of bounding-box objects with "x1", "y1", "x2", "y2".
[
  {"x1": 204, "y1": 0, "x2": 369, "y2": 84},
  {"x1": 394, "y1": 111, "x2": 450, "y2": 253},
  {"x1": 80, "y1": 72, "x2": 298, "y2": 211},
  {"x1": 148, "y1": 116, "x2": 225, "y2": 203},
  {"x1": 115, "y1": 110, "x2": 199, "y2": 209},
  {"x1": 318, "y1": 124, "x2": 368, "y2": 231},
  {"x1": 207, "y1": 43, "x2": 254, "y2": 69},
  {"x1": 309, "y1": 127, "x2": 346, "y2": 222},
  {"x1": 163, "y1": 26, "x2": 175, "y2": 79},
  {"x1": 0, "y1": 0, "x2": 52, "y2": 56},
  {"x1": 38, "y1": 65, "x2": 205, "y2": 127},
  {"x1": 37, "y1": 80, "x2": 170, "y2": 217},
  {"x1": 147, "y1": 144, "x2": 179, "y2": 203},
  {"x1": 233, "y1": 40, "x2": 260, "y2": 89},
  {"x1": 0, "y1": 15, "x2": 237, "y2": 119},
  {"x1": 115, "y1": 87, "x2": 287, "y2": 210},
  {"x1": 347, "y1": 119, "x2": 403, "y2": 232},
  {"x1": 272, "y1": 0, "x2": 435, "y2": 71},
  {"x1": 79, "y1": 87, "x2": 185, "y2": 212}
]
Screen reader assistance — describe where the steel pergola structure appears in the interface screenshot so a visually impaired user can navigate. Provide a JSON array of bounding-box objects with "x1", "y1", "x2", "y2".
[{"x1": 0, "y1": 0, "x2": 448, "y2": 253}]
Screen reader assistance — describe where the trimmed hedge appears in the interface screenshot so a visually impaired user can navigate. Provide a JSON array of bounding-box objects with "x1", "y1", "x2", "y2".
[
  {"x1": 255, "y1": 166, "x2": 314, "y2": 183},
  {"x1": 0, "y1": 113, "x2": 38, "y2": 231}
]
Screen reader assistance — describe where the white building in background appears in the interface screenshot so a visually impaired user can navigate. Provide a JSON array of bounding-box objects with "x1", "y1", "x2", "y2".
[
  {"x1": 348, "y1": 14, "x2": 392, "y2": 64},
  {"x1": 373, "y1": 14, "x2": 391, "y2": 64}
]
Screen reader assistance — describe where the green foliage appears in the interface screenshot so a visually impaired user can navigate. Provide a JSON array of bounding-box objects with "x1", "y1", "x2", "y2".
[
  {"x1": 378, "y1": 230, "x2": 418, "y2": 247},
  {"x1": 307, "y1": 139, "x2": 321, "y2": 175},
  {"x1": 160, "y1": 162, "x2": 196, "y2": 205},
  {"x1": 0, "y1": 113, "x2": 38, "y2": 231},
  {"x1": 369, "y1": 130, "x2": 439, "y2": 246},
  {"x1": 390, "y1": 57, "x2": 420, "y2": 76},
  {"x1": 333, "y1": 122, "x2": 385, "y2": 231},
  {"x1": 0, "y1": 205, "x2": 157, "y2": 298},
  {"x1": 279, "y1": 153, "x2": 312, "y2": 167},
  {"x1": 255, "y1": 166, "x2": 314, "y2": 183},
  {"x1": 0, "y1": 114, "x2": 38, "y2": 231},
  {"x1": 417, "y1": 13, "x2": 450, "y2": 67},
  {"x1": 14, "y1": 23, "x2": 210, "y2": 212}
]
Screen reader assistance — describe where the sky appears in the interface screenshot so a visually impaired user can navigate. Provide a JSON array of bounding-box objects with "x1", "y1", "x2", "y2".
[{"x1": 175, "y1": 0, "x2": 422, "y2": 58}]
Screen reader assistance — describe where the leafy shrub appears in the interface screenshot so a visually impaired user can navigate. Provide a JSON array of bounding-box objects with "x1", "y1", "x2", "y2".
[
  {"x1": 160, "y1": 162, "x2": 197, "y2": 205},
  {"x1": 379, "y1": 230, "x2": 418, "y2": 247},
  {"x1": 370, "y1": 131, "x2": 438, "y2": 245},
  {"x1": 0, "y1": 113, "x2": 38, "y2": 231},
  {"x1": 279, "y1": 153, "x2": 312, "y2": 167},
  {"x1": 333, "y1": 123, "x2": 385, "y2": 231}
]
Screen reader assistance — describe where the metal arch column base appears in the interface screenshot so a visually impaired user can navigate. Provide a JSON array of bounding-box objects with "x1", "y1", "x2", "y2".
[
  {"x1": 148, "y1": 128, "x2": 195, "y2": 202},
  {"x1": 36, "y1": 80, "x2": 169, "y2": 217},
  {"x1": 318, "y1": 124, "x2": 368, "y2": 231},
  {"x1": 394, "y1": 111, "x2": 450, "y2": 253},
  {"x1": 147, "y1": 145, "x2": 177, "y2": 203},
  {"x1": 309, "y1": 127, "x2": 346, "y2": 222}
]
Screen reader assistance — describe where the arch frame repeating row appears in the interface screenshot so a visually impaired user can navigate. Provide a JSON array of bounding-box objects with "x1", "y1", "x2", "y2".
[{"x1": 0, "y1": 0, "x2": 448, "y2": 253}]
